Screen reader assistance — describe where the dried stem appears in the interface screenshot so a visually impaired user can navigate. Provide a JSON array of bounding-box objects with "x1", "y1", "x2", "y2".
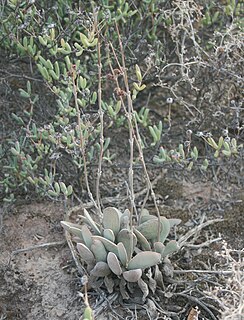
[
  {"x1": 71, "y1": 66, "x2": 98, "y2": 212},
  {"x1": 115, "y1": 24, "x2": 136, "y2": 218},
  {"x1": 11, "y1": 240, "x2": 65, "y2": 255},
  {"x1": 111, "y1": 23, "x2": 161, "y2": 239},
  {"x1": 64, "y1": 230, "x2": 85, "y2": 276},
  {"x1": 107, "y1": 45, "x2": 137, "y2": 226},
  {"x1": 178, "y1": 218, "x2": 223, "y2": 248},
  {"x1": 95, "y1": 13, "x2": 103, "y2": 219},
  {"x1": 174, "y1": 292, "x2": 218, "y2": 320},
  {"x1": 173, "y1": 269, "x2": 236, "y2": 275}
]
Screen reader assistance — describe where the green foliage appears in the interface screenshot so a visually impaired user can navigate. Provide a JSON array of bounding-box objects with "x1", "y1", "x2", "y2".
[
  {"x1": 153, "y1": 136, "x2": 243, "y2": 171},
  {"x1": 135, "y1": 107, "x2": 150, "y2": 127},
  {"x1": 149, "y1": 121, "x2": 163, "y2": 146},
  {"x1": 0, "y1": 0, "x2": 243, "y2": 203},
  {"x1": 0, "y1": 2, "x2": 101, "y2": 201}
]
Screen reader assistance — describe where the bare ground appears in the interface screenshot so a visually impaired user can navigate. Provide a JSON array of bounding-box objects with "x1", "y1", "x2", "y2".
[
  {"x1": 0, "y1": 202, "x2": 83, "y2": 320},
  {"x1": 0, "y1": 177, "x2": 243, "y2": 320}
]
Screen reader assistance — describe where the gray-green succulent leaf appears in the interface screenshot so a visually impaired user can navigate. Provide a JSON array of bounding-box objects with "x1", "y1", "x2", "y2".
[
  {"x1": 123, "y1": 269, "x2": 142, "y2": 282},
  {"x1": 103, "y1": 207, "x2": 122, "y2": 236},
  {"x1": 107, "y1": 252, "x2": 123, "y2": 276},
  {"x1": 127, "y1": 251, "x2": 162, "y2": 270}
]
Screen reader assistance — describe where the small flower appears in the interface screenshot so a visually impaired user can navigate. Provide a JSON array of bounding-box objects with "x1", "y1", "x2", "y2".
[
  {"x1": 166, "y1": 97, "x2": 173, "y2": 104},
  {"x1": 222, "y1": 129, "x2": 228, "y2": 136},
  {"x1": 205, "y1": 132, "x2": 212, "y2": 137},
  {"x1": 196, "y1": 131, "x2": 204, "y2": 137},
  {"x1": 186, "y1": 129, "x2": 192, "y2": 136}
]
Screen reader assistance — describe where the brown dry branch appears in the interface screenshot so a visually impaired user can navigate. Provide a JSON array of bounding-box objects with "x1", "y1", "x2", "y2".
[
  {"x1": 64, "y1": 229, "x2": 85, "y2": 276},
  {"x1": 93, "y1": 293, "x2": 119, "y2": 319},
  {"x1": 178, "y1": 218, "x2": 223, "y2": 248},
  {"x1": 95, "y1": 11, "x2": 104, "y2": 219},
  {"x1": 107, "y1": 43, "x2": 136, "y2": 225},
  {"x1": 107, "y1": 23, "x2": 163, "y2": 240},
  {"x1": 11, "y1": 240, "x2": 66, "y2": 255},
  {"x1": 71, "y1": 63, "x2": 99, "y2": 216},
  {"x1": 108, "y1": 30, "x2": 136, "y2": 221}
]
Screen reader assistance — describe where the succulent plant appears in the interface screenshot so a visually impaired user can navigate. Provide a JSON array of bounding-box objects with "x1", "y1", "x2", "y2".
[{"x1": 61, "y1": 207, "x2": 180, "y2": 301}]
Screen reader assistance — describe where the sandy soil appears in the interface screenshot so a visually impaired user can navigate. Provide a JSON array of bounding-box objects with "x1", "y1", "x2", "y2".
[{"x1": 1, "y1": 178, "x2": 243, "y2": 320}]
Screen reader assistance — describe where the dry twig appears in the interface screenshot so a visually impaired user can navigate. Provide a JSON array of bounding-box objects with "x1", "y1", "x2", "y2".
[{"x1": 11, "y1": 240, "x2": 65, "y2": 255}]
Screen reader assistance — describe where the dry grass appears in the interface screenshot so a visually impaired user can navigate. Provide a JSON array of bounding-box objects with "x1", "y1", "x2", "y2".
[{"x1": 207, "y1": 242, "x2": 244, "y2": 320}]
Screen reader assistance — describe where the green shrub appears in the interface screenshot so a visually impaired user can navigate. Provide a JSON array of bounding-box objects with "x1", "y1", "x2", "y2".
[{"x1": 0, "y1": 0, "x2": 243, "y2": 202}]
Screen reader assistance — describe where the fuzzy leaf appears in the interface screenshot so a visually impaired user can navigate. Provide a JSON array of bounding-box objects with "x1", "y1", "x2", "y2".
[
  {"x1": 138, "y1": 278, "x2": 149, "y2": 301},
  {"x1": 60, "y1": 221, "x2": 84, "y2": 240},
  {"x1": 88, "y1": 275, "x2": 103, "y2": 289},
  {"x1": 77, "y1": 243, "x2": 95, "y2": 264},
  {"x1": 133, "y1": 227, "x2": 151, "y2": 251},
  {"x1": 163, "y1": 257, "x2": 174, "y2": 277},
  {"x1": 103, "y1": 229, "x2": 115, "y2": 242},
  {"x1": 154, "y1": 242, "x2": 165, "y2": 254},
  {"x1": 159, "y1": 217, "x2": 171, "y2": 243},
  {"x1": 140, "y1": 214, "x2": 157, "y2": 224},
  {"x1": 154, "y1": 265, "x2": 164, "y2": 288},
  {"x1": 162, "y1": 240, "x2": 179, "y2": 257},
  {"x1": 92, "y1": 236, "x2": 119, "y2": 256},
  {"x1": 81, "y1": 225, "x2": 93, "y2": 249},
  {"x1": 82, "y1": 209, "x2": 101, "y2": 235},
  {"x1": 78, "y1": 215, "x2": 101, "y2": 235},
  {"x1": 72, "y1": 236, "x2": 84, "y2": 243},
  {"x1": 127, "y1": 251, "x2": 161, "y2": 270},
  {"x1": 91, "y1": 239, "x2": 107, "y2": 262},
  {"x1": 104, "y1": 276, "x2": 114, "y2": 293},
  {"x1": 123, "y1": 269, "x2": 142, "y2": 282},
  {"x1": 117, "y1": 229, "x2": 136, "y2": 260},
  {"x1": 117, "y1": 242, "x2": 128, "y2": 267},
  {"x1": 103, "y1": 207, "x2": 122, "y2": 236},
  {"x1": 90, "y1": 261, "x2": 111, "y2": 277},
  {"x1": 107, "y1": 252, "x2": 122, "y2": 276},
  {"x1": 136, "y1": 219, "x2": 162, "y2": 240}
]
